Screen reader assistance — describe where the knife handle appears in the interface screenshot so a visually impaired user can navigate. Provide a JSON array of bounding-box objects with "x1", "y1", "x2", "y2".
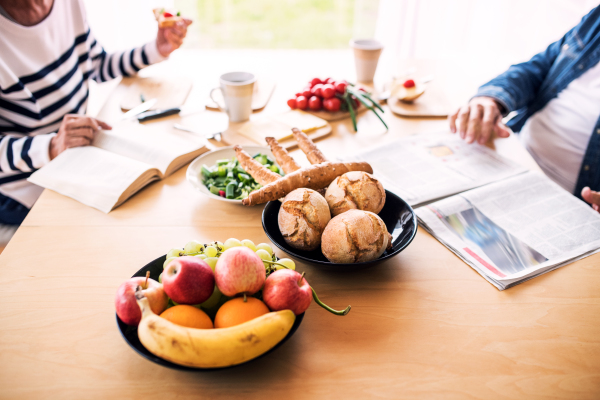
[{"x1": 137, "y1": 108, "x2": 181, "y2": 122}]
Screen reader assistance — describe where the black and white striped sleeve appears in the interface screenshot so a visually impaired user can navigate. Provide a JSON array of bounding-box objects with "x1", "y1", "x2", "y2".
[
  {"x1": 87, "y1": 30, "x2": 167, "y2": 83},
  {"x1": 0, "y1": 133, "x2": 54, "y2": 173}
]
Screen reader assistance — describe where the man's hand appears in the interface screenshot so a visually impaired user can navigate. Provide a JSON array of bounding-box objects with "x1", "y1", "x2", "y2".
[
  {"x1": 582, "y1": 187, "x2": 600, "y2": 212},
  {"x1": 448, "y1": 96, "x2": 512, "y2": 145},
  {"x1": 49, "y1": 115, "x2": 111, "y2": 160},
  {"x1": 156, "y1": 18, "x2": 193, "y2": 58}
]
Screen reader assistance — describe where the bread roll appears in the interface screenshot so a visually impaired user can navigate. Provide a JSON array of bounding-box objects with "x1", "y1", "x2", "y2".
[
  {"x1": 325, "y1": 171, "x2": 385, "y2": 216},
  {"x1": 321, "y1": 210, "x2": 392, "y2": 263},
  {"x1": 278, "y1": 188, "x2": 331, "y2": 251}
]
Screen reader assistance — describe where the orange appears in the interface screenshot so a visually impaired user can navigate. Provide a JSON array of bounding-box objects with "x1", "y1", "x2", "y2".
[
  {"x1": 160, "y1": 305, "x2": 214, "y2": 329},
  {"x1": 214, "y1": 297, "x2": 270, "y2": 329}
]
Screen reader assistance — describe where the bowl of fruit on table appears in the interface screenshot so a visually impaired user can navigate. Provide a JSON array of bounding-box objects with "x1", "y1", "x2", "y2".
[
  {"x1": 115, "y1": 239, "x2": 350, "y2": 370},
  {"x1": 187, "y1": 146, "x2": 282, "y2": 203}
]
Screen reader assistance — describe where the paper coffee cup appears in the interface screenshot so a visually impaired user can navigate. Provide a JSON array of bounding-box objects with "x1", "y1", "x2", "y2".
[{"x1": 350, "y1": 39, "x2": 383, "y2": 83}]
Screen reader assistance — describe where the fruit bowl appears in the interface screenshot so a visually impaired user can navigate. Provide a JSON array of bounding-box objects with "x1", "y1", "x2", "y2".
[
  {"x1": 261, "y1": 190, "x2": 417, "y2": 271},
  {"x1": 116, "y1": 255, "x2": 304, "y2": 371}
]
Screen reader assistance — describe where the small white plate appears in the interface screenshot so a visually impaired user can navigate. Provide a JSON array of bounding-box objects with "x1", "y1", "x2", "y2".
[{"x1": 186, "y1": 145, "x2": 274, "y2": 204}]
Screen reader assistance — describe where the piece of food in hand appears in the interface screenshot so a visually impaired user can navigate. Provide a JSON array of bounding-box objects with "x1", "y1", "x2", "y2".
[
  {"x1": 115, "y1": 276, "x2": 168, "y2": 326},
  {"x1": 160, "y1": 305, "x2": 214, "y2": 329},
  {"x1": 163, "y1": 257, "x2": 215, "y2": 305},
  {"x1": 278, "y1": 188, "x2": 331, "y2": 251},
  {"x1": 214, "y1": 297, "x2": 270, "y2": 328},
  {"x1": 325, "y1": 171, "x2": 386, "y2": 216},
  {"x1": 265, "y1": 137, "x2": 301, "y2": 174},
  {"x1": 242, "y1": 161, "x2": 373, "y2": 206},
  {"x1": 153, "y1": 8, "x2": 183, "y2": 28},
  {"x1": 215, "y1": 247, "x2": 266, "y2": 297},
  {"x1": 321, "y1": 210, "x2": 392, "y2": 263},
  {"x1": 392, "y1": 78, "x2": 425, "y2": 102},
  {"x1": 262, "y1": 269, "x2": 312, "y2": 315},
  {"x1": 234, "y1": 145, "x2": 281, "y2": 186},
  {"x1": 292, "y1": 127, "x2": 328, "y2": 164}
]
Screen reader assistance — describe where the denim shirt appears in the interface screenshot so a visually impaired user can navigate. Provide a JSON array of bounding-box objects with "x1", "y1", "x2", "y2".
[{"x1": 475, "y1": 6, "x2": 600, "y2": 198}]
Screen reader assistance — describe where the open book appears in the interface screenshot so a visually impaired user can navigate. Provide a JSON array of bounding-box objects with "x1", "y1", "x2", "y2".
[
  {"x1": 28, "y1": 122, "x2": 209, "y2": 213},
  {"x1": 416, "y1": 172, "x2": 600, "y2": 290}
]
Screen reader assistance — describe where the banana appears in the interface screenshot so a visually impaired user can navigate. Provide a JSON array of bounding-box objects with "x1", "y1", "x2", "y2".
[{"x1": 135, "y1": 295, "x2": 295, "y2": 368}]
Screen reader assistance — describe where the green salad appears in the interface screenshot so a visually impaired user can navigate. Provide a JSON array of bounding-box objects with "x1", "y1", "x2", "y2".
[{"x1": 201, "y1": 154, "x2": 282, "y2": 200}]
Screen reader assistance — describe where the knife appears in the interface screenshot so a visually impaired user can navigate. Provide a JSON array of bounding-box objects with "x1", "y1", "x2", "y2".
[
  {"x1": 136, "y1": 103, "x2": 206, "y2": 123},
  {"x1": 121, "y1": 98, "x2": 158, "y2": 121}
]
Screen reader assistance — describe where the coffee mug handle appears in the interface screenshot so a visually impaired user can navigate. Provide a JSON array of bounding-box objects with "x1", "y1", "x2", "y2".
[{"x1": 209, "y1": 87, "x2": 227, "y2": 113}]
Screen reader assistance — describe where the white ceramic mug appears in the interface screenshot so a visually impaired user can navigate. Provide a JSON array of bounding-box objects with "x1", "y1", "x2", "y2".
[
  {"x1": 350, "y1": 39, "x2": 384, "y2": 83},
  {"x1": 210, "y1": 72, "x2": 256, "y2": 122}
]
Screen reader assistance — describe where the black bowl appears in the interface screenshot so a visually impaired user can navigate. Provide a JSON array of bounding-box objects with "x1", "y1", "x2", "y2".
[
  {"x1": 116, "y1": 255, "x2": 304, "y2": 371},
  {"x1": 262, "y1": 190, "x2": 417, "y2": 271}
]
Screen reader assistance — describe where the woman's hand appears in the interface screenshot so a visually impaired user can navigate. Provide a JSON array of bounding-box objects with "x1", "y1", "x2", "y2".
[
  {"x1": 156, "y1": 18, "x2": 193, "y2": 58},
  {"x1": 448, "y1": 96, "x2": 512, "y2": 145},
  {"x1": 582, "y1": 187, "x2": 600, "y2": 212},
  {"x1": 49, "y1": 115, "x2": 111, "y2": 160}
]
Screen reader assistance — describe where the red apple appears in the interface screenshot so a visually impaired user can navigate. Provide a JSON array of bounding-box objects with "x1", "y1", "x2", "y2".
[
  {"x1": 262, "y1": 269, "x2": 311, "y2": 315},
  {"x1": 215, "y1": 247, "x2": 266, "y2": 297},
  {"x1": 163, "y1": 256, "x2": 215, "y2": 305},
  {"x1": 115, "y1": 277, "x2": 168, "y2": 326}
]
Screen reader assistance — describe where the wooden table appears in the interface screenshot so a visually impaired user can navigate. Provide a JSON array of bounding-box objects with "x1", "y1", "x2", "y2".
[{"x1": 1, "y1": 50, "x2": 599, "y2": 400}]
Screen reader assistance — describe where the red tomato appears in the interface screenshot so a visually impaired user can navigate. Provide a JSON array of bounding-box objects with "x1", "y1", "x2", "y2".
[
  {"x1": 323, "y1": 77, "x2": 333, "y2": 84},
  {"x1": 218, "y1": 190, "x2": 226, "y2": 197},
  {"x1": 287, "y1": 98, "x2": 297, "y2": 109},
  {"x1": 403, "y1": 79, "x2": 416, "y2": 88},
  {"x1": 308, "y1": 96, "x2": 322, "y2": 111},
  {"x1": 311, "y1": 84, "x2": 323, "y2": 97},
  {"x1": 323, "y1": 97, "x2": 341, "y2": 112},
  {"x1": 163, "y1": 12, "x2": 174, "y2": 17},
  {"x1": 321, "y1": 84, "x2": 335, "y2": 99},
  {"x1": 295, "y1": 92, "x2": 302, "y2": 97},
  {"x1": 301, "y1": 88, "x2": 312, "y2": 97},
  {"x1": 310, "y1": 78, "x2": 322, "y2": 87},
  {"x1": 335, "y1": 81, "x2": 347, "y2": 94},
  {"x1": 296, "y1": 96, "x2": 308, "y2": 110}
]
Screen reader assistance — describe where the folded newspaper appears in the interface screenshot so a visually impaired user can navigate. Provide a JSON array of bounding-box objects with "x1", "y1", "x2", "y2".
[{"x1": 416, "y1": 171, "x2": 600, "y2": 290}]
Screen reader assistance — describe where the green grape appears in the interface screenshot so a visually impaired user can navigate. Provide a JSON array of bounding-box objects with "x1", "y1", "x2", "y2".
[
  {"x1": 205, "y1": 246, "x2": 218, "y2": 258},
  {"x1": 163, "y1": 256, "x2": 178, "y2": 269},
  {"x1": 166, "y1": 248, "x2": 183, "y2": 259},
  {"x1": 241, "y1": 239, "x2": 256, "y2": 252},
  {"x1": 214, "y1": 241, "x2": 225, "y2": 252},
  {"x1": 205, "y1": 257, "x2": 219, "y2": 271},
  {"x1": 256, "y1": 249, "x2": 272, "y2": 268},
  {"x1": 223, "y1": 238, "x2": 242, "y2": 250},
  {"x1": 184, "y1": 240, "x2": 205, "y2": 254},
  {"x1": 276, "y1": 258, "x2": 296, "y2": 270},
  {"x1": 195, "y1": 254, "x2": 207, "y2": 260},
  {"x1": 200, "y1": 286, "x2": 222, "y2": 309},
  {"x1": 256, "y1": 243, "x2": 273, "y2": 256},
  {"x1": 158, "y1": 271, "x2": 163, "y2": 283}
]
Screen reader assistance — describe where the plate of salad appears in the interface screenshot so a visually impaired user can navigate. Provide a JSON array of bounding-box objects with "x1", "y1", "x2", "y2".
[{"x1": 186, "y1": 146, "x2": 282, "y2": 203}]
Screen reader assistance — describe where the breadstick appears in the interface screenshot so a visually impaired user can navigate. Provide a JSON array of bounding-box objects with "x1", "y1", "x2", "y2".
[
  {"x1": 234, "y1": 145, "x2": 281, "y2": 186},
  {"x1": 292, "y1": 127, "x2": 328, "y2": 164},
  {"x1": 242, "y1": 161, "x2": 373, "y2": 206},
  {"x1": 265, "y1": 137, "x2": 301, "y2": 174}
]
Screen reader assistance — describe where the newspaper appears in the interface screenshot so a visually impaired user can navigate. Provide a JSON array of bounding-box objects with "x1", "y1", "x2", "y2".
[
  {"x1": 416, "y1": 171, "x2": 600, "y2": 289},
  {"x1": 345, "y1": 132, "x2": 528, "y2": 206}
]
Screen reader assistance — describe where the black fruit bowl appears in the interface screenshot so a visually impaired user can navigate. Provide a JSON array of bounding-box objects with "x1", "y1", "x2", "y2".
[
  {"x1": 262, "y1": 190, "x2": 417, "y2": 271},
  {"x1": 116, "y1": 255, "x2": 304, "y2": 371}
]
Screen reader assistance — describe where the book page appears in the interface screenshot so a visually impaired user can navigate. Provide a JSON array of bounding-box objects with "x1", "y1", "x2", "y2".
[
  {"x1": 93, "y1": 122, "x2": 208, "y2": 177},
  {"x1": 416, "y1": 171, "x2": 600, "y2": 288},
  {"x1": 28, "y1": 146, "x2": 159, "y2": 213},
  {"x1": 345, "y1": 132, "x2": 528, "y2": 206}
]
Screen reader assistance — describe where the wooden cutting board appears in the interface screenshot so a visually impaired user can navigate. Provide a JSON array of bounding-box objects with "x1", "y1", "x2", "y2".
[
  {"x1": 387, "y1": 81, "x2": 455, "y2": 117},
  {"x1": 120, "y1": 77, "x2": 193, "y2": 111},
  {"x1": 206, "y1": 78, "x2": 276, "y2": 111}
]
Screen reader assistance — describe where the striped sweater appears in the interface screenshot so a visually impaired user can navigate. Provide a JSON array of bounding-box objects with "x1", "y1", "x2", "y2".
[{"x1": 0, "y1": 0, "x2": 165, "y2": 208}]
